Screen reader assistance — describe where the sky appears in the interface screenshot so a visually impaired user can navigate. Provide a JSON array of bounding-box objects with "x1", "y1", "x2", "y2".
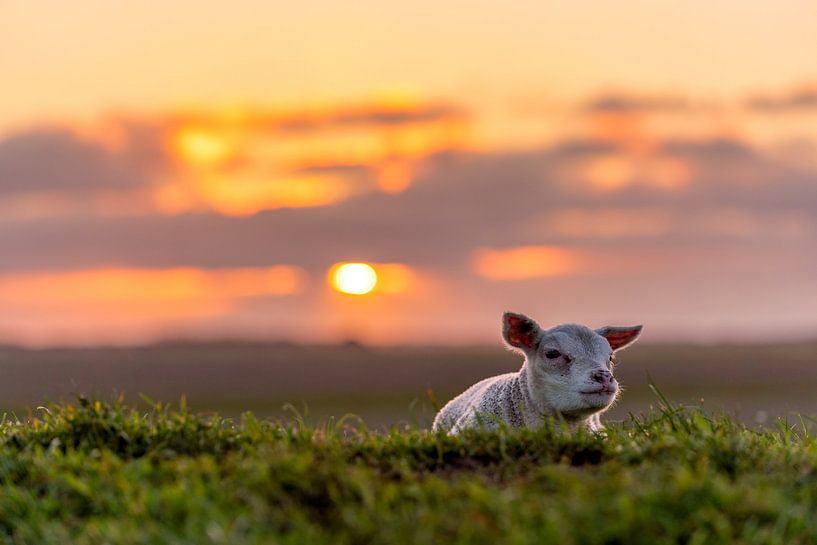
[{"x1": 1, "y1": 1, "x2": 816, "y2": 346}]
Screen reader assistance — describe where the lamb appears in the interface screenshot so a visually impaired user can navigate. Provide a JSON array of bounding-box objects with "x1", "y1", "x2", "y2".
[{"x1": 432, "y1": 312, "x2": 642, "y2": 433}]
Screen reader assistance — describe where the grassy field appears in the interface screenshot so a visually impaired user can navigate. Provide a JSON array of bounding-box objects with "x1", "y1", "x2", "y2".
[{"x1": 2, "y1": 395, "x2": 817, "y2": 544}]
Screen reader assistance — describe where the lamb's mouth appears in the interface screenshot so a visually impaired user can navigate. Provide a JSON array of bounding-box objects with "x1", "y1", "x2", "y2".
[{"x1": 580, "y1": 388, "x2": 617, "y2": 396}]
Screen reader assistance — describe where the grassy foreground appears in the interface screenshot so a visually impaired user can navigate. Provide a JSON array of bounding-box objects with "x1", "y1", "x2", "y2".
[{"x1": 1, "y1": 397, "x2": 816, "y2": 544}]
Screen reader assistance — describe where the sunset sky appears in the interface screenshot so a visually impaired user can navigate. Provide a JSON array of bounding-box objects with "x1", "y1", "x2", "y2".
[{"x1": 1, "y1": 1, "x2": 816, "y2": 346}]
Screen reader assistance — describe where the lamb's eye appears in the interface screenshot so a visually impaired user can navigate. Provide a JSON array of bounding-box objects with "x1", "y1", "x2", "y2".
[{"x1": 545, "y1": 349, "x2": 561, "y2": 359}]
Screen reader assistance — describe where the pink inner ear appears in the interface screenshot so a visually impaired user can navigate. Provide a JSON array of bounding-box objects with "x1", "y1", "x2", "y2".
[
  {"x1": 507, "y1": 316, "x2": 536, "y2": 348},
  {"x1": 507, "y1": 316, "x2": 523, "y2": 328},
  {"x1": 604, "y1": 329, "x2": 640, "y2": 350}
]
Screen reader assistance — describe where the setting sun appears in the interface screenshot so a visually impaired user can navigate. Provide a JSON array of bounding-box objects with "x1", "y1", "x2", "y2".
[{"x1": 330, "y1": 263, "x2": 378, "y2": 295}]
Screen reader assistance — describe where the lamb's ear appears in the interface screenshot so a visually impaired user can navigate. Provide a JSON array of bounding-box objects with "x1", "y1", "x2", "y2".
[
  {"x1": 596, "y1": 325, "x2": 643, "y2": 351},
  {"x1": 502, "y1": 312, "x2": 541, "y2": 352}
]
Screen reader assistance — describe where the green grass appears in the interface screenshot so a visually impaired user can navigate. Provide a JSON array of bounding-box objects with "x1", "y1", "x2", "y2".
[{"x1": 2, "y1": 396, "x2": 817, "y2": 544}]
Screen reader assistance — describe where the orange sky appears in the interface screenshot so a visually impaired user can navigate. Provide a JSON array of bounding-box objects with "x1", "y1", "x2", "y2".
[{"x1": 1, "y1": 1, "x2": 816, "y2": 346}]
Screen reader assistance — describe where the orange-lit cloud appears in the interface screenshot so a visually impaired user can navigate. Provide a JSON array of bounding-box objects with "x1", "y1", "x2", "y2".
[
  {"x1": 0, "y1": 265, "x2": 311, "y2": 345},
  {"x1": 376, "y1": 160, "x2": 413, "y2": 193},
  {"x1": 172, "y1": 126, "x2": 237, "y2": 168},
  {"x1": 0, "y1": 100, "x2": 471, "y2": 219},
  {"x1": 195, "y1": 172, "x2": 354, "y2": 216},
  {"x1": 582, "y1": 154, "x2": 691, "y2": 190},
  {"x1": 159, "y1": 100, "x2": 470, "y2": 215},
  {"x1": 583, "y1": 155, "x2": 637, "y2": 190},
  {"x1": 572, "y1": 102, "x2": 695, "y2": 190},
  {"x1": 0, "y1": 266, "x2": 306, "y2": 317},
  {"x1": 472, "y1": 246, "x2": 577, "y2": 281},
  {"x1": 374, "y1": 263, "x2": 416, "y2": 294}
]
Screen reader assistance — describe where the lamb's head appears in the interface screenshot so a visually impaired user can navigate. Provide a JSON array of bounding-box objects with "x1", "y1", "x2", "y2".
[{"x1": 502, "y1": 312, "x2": 642, "y2": 419}]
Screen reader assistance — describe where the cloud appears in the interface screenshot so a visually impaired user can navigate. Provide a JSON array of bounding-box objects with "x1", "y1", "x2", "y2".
[
  {"x1": 1, "y1": 126, "x2": 817, "y2": 345},
  {"x1": 746, "y1": 86, "x2": 817, "y2": 112},
  {"x1": 166, "y1": 101, "x2": 468, "y2": 134},
  {"x1": 471, "y1": 246, "x2": 577, "y2": 280},
  {"x1": 584, "y1": 93, "x2": 691, "y2": 113},
  {"x1": 0, "y1": 100, "x2": 471, "y2": 218},
  {"x1": 0, "y1": 265, "x2": 307, "y2": 345},
  {"x1": 150, "y1": 100, "x2": 471, "y2": 215},
  {"x1": 0, "y1": 134, "x2": 815, "y2": 278},
  {"x1": 661, "y1": 138, "x2": 756, "y2": 161},
  {"x1": 4, "y1": 96, "x2": 817, "y2": 343},
  {"x1": 0, "y1": 127, "x2": 153, "y2": 196},
  {"x1": 272, "y1": 102, "x2": 467, "y2": 133}
]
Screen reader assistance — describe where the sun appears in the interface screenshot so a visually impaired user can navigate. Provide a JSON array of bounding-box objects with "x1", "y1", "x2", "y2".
[{"x1": 330, "y1": 263, "x2": 378, "y2": 295}]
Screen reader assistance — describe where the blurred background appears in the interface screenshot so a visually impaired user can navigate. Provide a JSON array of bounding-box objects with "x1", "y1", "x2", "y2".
[{"x1": 1, "y1": 1, "x2": 815, "y2": 427}]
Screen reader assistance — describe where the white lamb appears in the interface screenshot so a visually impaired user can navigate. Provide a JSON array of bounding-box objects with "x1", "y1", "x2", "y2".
[{"x1": 432, "y1": 312, "x2": 642, "y2": 433}]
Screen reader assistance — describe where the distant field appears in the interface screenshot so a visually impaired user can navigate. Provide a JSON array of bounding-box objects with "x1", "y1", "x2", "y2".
[{"x1": 1, "y1": 341, "x2": 816, "y2": 428}]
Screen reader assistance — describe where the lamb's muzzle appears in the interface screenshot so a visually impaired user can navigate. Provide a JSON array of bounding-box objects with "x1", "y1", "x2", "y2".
[{"x1": 432, "y1": 312, "x2": 642, "y2": 434}]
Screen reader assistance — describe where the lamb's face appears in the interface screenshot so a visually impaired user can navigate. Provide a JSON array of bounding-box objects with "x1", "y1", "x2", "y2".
[
  {"x1": 502, "y1": 312, "x2": 642, "y2": 419},
  {"x1": 529, "y1": 325, "x2": 619, "y2": 417}
]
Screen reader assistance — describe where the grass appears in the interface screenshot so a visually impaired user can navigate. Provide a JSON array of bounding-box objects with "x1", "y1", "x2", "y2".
[{"x1": 1, "y1": 396, "x2": 817, "y2": 544}]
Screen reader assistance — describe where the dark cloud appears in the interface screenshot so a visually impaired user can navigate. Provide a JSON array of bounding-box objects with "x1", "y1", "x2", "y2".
[
  {"x1": 584, "y1": 94, "x2": 690, "y2": 113},
  {"x1": 545, "y1": 138, "x2": 620, "y2": 158},
  {"x1": 165, "y1": 102, "x2": 468, "y2": 135},
  {"x1": 658, "y1": 138, "x2": 817, "y2": 208},
  {"x1": 275, "y1": 103, "x2": 466, "y2": 132},
  {"x1": 293, "y1": 163, "x2": 375, "y2": 178},
  {"x1": 0, "y1": 126, "x2": 164, "y2": 196},
  {"x1": 746, "y1": 87, "x2": 817, "y2": 112},
  {"x1": 661, "y1": 138, "x2": 755, "y2": 160}
]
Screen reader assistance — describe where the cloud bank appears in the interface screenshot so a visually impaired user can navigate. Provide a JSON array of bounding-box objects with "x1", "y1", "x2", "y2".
[{"x1": 1, "y1": 92, "x2": 816, "y2": 344}]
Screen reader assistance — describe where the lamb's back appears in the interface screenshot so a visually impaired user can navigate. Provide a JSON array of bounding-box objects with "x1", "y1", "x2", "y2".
[{"x1": 432, "y1": 372, "x2": 520, "y2": 432}]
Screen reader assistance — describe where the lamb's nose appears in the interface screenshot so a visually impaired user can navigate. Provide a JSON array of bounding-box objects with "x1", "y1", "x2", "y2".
[{"x1": 591, "y1": 369, "x2": 614, "y2": 386}]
